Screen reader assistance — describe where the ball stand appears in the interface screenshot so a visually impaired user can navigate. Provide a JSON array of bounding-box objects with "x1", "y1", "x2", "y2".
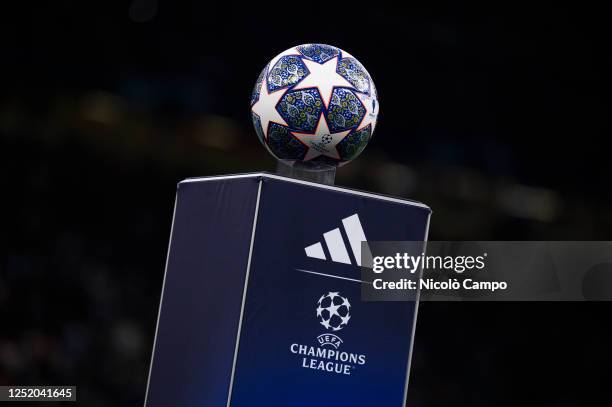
[{"x1": 275, "y1": 160, "x2": 337, "y2": 185}]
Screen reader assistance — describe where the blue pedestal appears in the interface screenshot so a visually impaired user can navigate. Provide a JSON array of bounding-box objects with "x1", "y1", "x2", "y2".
[{"x1": 145, "y1": 173, "x2": 431, "y2": 407}]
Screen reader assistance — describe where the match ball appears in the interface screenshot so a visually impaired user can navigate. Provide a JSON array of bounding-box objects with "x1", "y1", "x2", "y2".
[{"x1": 251, "y1": 44, "x2": 378, "y2": 167}]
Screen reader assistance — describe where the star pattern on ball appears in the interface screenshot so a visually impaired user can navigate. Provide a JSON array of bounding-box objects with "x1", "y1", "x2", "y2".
[
  {"x1": 292, "y1": 56, "x2": 355, "y2": 109},
  {"x1": 251, "y1": 74, "x2": 288, "y2": 140},
  {"x1": 292, "y1": 113, "x2": 351, "y2": 161},
  {"x1": 317, "y1": 292, "x2": 351, "y2": 332}
]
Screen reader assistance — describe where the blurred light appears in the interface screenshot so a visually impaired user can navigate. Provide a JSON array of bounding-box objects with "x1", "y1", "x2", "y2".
[
  {"x1": 0, "y1": 103, "x2": 27, "y2": 136},
  {"x1": 0, "y1": 342, "x2": 25, "y2": 373},
  {"x1": 0, "y1": 277, "x2": 7, "y2": 303},
  {"x1": 112, "y1": 322, "x2": 144, "y2": 358},
  {"x1": 129, "y1": 0, "x2": 158, "y2": 23},
  {"x1": 193, "y1": 115, "x2": 240, "y2": 150},
  {"x1": 497, "y1": 184, "x2": 563, "y2": 222},
  {"x1": 440, "y1": 168, "x2": 488, "y2": 202},
  {"x1": 375, "y1": 162, "x2": 418, "y2": 196},
  {"x1": 79, "y1": 92, "x2": 123, "y2": 126}
]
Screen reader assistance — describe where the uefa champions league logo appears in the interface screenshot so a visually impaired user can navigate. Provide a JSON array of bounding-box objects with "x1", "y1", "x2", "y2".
[
  {"x1": 315, "y1": 292, "x2": 350, "y2": 350},
  {"x1": 316, "y1": 292, "x2": 351, "y2": 331},
  {"x1": 289, "y1": 291, "x2": 366, "y2": 375}
]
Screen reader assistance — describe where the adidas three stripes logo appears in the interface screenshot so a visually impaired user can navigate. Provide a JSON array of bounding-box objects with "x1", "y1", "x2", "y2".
[{"x1": 304, "y1": 214, "x2": 372, "y2": 267}]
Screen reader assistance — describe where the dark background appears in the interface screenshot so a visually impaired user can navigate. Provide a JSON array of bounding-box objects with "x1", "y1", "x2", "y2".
[{"x1": 1, "y1": 2, "x2": 610, "y2": 406}]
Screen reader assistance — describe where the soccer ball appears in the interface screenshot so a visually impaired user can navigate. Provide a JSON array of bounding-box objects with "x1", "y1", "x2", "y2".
[
  {"x1": 316, "y1": 292, "x2": 351, "y2": 331},
  {"x1": 251, "y1": 44, "x2": 378, "y2": 167}
]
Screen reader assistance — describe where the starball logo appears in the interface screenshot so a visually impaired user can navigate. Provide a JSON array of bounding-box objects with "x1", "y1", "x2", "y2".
[
  {"x1": 316, "y1": 292, "x2": 351, "y2": 331},
  {"x1": 289, "y1": 292, "x2": 367, "y2": 376}
]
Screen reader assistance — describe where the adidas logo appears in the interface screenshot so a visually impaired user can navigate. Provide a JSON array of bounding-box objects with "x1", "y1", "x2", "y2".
[{"x1": 305, "y1": 214, "x2": 372, "y2": 267}]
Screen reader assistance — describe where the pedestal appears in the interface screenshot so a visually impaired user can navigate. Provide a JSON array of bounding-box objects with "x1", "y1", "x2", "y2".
[{"x1": 145, "y1": 173, "x2": 431, "y2": 406}]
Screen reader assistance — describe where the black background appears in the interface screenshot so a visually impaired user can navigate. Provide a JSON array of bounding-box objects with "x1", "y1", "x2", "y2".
[{"x1": 1, "y1": 2, "x2": 610, "y2": 406}]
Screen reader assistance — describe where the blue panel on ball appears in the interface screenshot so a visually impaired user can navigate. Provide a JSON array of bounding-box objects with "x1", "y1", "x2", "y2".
[
  {"x1": 267, "y1": 122, "x2": 307, "y2": 160},
  {"x1": 267, "y1": 56, "x2": 309, "y2": 92},
  {"x1": 251, "y1": 68, "x2": 266, "y2": 106},
  {"x1": 326, "y1": 88, "x2": 366, "y2": 133},
  {"x1": 297, "y1": 44, "x2": 339, "y2": 63},
  {"x1": 277, "y1": 89, "x2": 324, "y2": 133},
  {"x1": 337, "y1": 125, "x2": 372, "y2": 163},
  {"x1": 338, "y1": 57, "x2": 372, "y2": 95},
  {"x1": 252, "y1": 112, "x2": 265, "y2": 142}
]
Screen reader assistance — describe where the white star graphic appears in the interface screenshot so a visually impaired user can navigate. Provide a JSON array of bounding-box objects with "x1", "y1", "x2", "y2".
[
  {"x1": 341, "y1": 297, "x2": 351, "y2": 309},
  {"x1": 340, "y1": 49, "x2": 354, "y2": 59},
  {"x1": 316, "y1": 305, "x2": 324, "y2": 317},
  {"x1": 356, "y1": 90, "x2": 379, "y2": 132},
  {"x1": 251, "y1": 75, "x2": 288, "y2": 140},
  {"x1": 292, "y1": 114, "x2": 351, "y2": 161},
  {"x1": 292, "y1": 56, "x2": 355, "y2": 109},
  {"x1": 327, "y1": 303, "x2": 341, "y2": 317}
]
